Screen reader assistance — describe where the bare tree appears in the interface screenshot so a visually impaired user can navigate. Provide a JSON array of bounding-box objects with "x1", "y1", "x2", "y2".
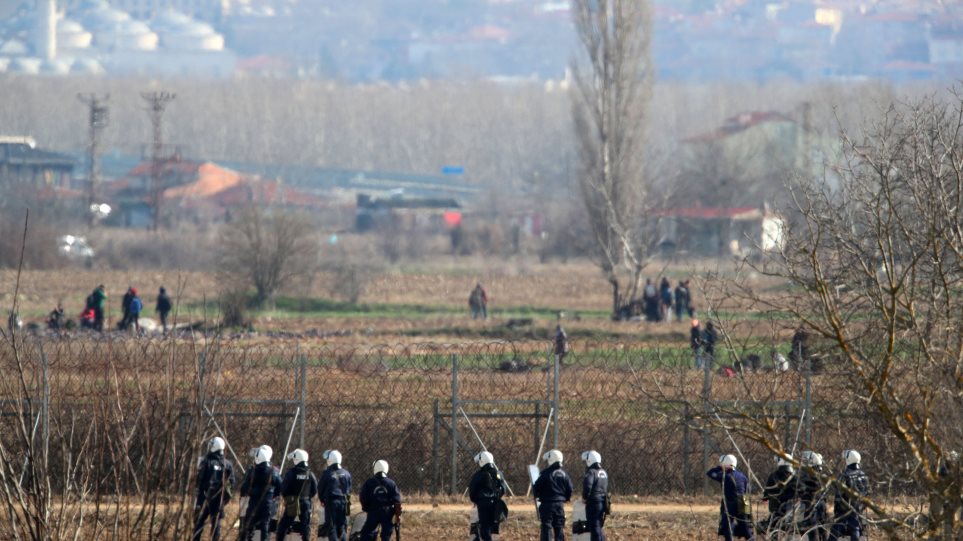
[
  {"x1": 570, "y1": 0, "x2": 655, "y2": 317},
  {"x1": 218, "y1": 207, "x2": 318, "y2": 308},
  {"x1": 690, "y1": 90, "x2": 963, "y2": 538}
]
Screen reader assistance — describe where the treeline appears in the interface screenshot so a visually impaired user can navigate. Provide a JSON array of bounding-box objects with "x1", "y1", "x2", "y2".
[{"x1": 0, "y1": 76, "x2": 926, "y2": 196}]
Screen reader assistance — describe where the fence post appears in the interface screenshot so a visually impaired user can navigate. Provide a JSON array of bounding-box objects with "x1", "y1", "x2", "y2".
[
  {"x1": 552, "y1": 353, "x2": 560, "y2": 449},
  {"x1": 40, "y1": 344, "x2": 50, "y2": 471},
  {"x1": 298, "y1": 346, "x2": 306, "y2": 448},
  {"x1": 432, "y1": 399, "x2": 440, "y2": 495},
  {"x1": 534, "y1": 402, "x2": 541, "y2": 460},
  {"x1": 804, "y1": 356, "x2": 812, "y2": 447},
  {"x1": 702, "y1": 350, "x2": 712, "y2": 495},
  {"x1": 682, "y1": 402, "x2": 690, "y2": 494},
  {"x1": 450, "y1": 354, "x2": 459, "y2": 495}
]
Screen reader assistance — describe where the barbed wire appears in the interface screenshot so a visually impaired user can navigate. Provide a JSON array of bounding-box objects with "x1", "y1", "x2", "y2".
[{"x1": 0, "y1": 336, "x2": 917, "y2": 505}]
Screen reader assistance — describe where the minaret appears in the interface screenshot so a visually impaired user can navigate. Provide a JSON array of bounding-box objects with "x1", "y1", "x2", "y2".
[{"x1": 36, "y1": 0, "x2": 57, "y2": 60}]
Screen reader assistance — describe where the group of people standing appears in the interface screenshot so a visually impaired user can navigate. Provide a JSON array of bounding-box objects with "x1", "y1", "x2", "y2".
[
  {"x1": 469, "y1": 448, "x2": 610, "y2": 541},
  {"x1": 46, "y1": 284, "x2": 173, "y2": 333},
  {"x1": 193, "y1": 437, "x2": 611, "y2": 541},
  {"x1": 708, "y1": 449, "x2": 871, "y2": 541},
  {"x1": 641, "y1": 278, "x2": 695, "y2": 323},
  {"x1": 193, "y1": 438, "x2": 401, "y2": 541}
]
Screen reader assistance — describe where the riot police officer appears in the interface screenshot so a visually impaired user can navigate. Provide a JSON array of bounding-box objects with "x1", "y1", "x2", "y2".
[
  {"x1": 318, "y1": 450, "x2": 352, "y2": 541},
  {"x1": 533, "y1": 449, "x2": 573, "y2": 541},
  {"x1": 762, "y1": 455, "x2": 795, "y2": 534},
  {"x1": 240, "y1": 445, "x2": 283, "y2": 541},
  {"x1": 277, "y1": 449, "x2": 318, "y2": 541},
  {"x1": 468, "y1": 451, "x2": 507, "y2": 541},
  {"x1": 707, "y1": 454, "x2": 754, "y2": 541},
  {"x1": 829, "y1": 450, "x2": 870, "y2": 541},
  {"x1": 358, "y1": 460, "x2": 402, "y2": 541},
  {"x1": 581, "y1": 450, "x2": 609, "y2": 541},
  {"x1": 797, "y1": 451, "x2": 829, "y2": 541},
  {"x1": 192, "y1": 437, "x2": 236, "y2": 541}
]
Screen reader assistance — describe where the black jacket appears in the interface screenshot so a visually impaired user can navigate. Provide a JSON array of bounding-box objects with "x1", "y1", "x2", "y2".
[
  {"x1": 196, "y1": 451, "x2": 235, "y2": 505},
  {"x1": 359, "y1": 473, "x2": 402, "y2": 512},
  {"x1": 318, "y1": 464, "x2": 352, "y2": 503},
  {"x1": 833, "y1": 464, "x2": 870, "y2": 518},
  {"x1": 280, "y1": 463, "x2": 318, "y2": 503},
  {"x1": 763, "y1": 465, "x2": 795, "y2": 513},
  {"x1": 533, "y1": 463, "x2": 573, "y2": 503},
  {"x1": 582, "y1": 464, "x2": 609, "y2": 503},
  {"x1": 156, "y1": 292, "x2": 172, "y2": 314},
  {"x1": 469, "y1": 464, "x2": 506, "y2": 505},
  {"x1": 240, "y1": 462, "x2": 282, "y2": 512}
]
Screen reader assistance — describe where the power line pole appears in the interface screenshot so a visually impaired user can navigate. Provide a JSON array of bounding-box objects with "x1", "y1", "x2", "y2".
[
  {"x1": 141, "y1": 91, "x2": 176, "y2": 232},
  {"x1": 77, "y1": 93, "x2": 109, "y2": 227}
]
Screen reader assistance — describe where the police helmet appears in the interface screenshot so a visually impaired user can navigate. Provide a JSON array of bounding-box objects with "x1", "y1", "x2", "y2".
[
  {"x1": 373, "y1": 460, "x2": 389, "y2": 475},
  {"x1": 255, "y1": 445, "x2": 273, "y2": 464},
  {"x1": 581, "y1": 450, "x2": 602, "y2": 467},
  {"x1": 326, "y1": 449, "x2": 342, "y2": 466},
  {"x1": 474, "y1": 451, "x2": 494, "y2": 467},
  {"x1": 209, "y1": 436, "x2": 225, "y2": 453},
  {"x1": 720, "y1": 454, "x2": 738, "y2": 469},
  {"x1": 544, "y1": 449, "x2": 563, "y2": 466},
  {"x1": 288, "y1": 449, "x2": 308, "y2": 465},
  {"x1": 843, "y1": 449, "x2": 861, "y2": 466}
]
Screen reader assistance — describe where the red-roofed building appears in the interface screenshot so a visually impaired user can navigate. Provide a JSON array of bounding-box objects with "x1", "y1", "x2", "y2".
[
  {"x1": 653, "y1": 205, "x2": 785, "y2": 257},
  {"x1": 106, "y1": 157, "x2": 332, "y2": 227}
]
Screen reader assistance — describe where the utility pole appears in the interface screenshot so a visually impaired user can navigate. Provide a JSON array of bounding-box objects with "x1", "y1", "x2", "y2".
[
  {"x1": 141, "y1": 91, "x2": 176, "y2": 232},
  {"x1": 77, "y1": 93, "x2": 109, "y2": 227}
]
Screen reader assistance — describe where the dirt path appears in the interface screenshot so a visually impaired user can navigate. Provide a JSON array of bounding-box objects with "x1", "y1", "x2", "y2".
[{"x1": 402, "y1": 502, "x2": 717, "y2": 514}]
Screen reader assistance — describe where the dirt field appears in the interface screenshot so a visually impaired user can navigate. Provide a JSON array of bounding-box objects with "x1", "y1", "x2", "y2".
[
  {"x1": 390, "y1": 500, "x2": 720, "y2": 540},
  {"x1": 2, "y1": 259, "x2": 790, "y2": 345}
]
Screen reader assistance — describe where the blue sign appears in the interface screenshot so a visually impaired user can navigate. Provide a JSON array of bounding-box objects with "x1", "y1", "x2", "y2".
[{"x1": 441, "y1": 165, "x2": 465, "y2": 175}]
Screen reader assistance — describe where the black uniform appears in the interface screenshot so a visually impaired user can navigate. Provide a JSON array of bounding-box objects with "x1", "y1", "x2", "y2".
[
  {"x1": 533, "y1": 462, "x2": 573, "y2": 541},
  {"x1": 277, "y1": 463, "x2": 319, "y2": 541},
  {"x1": 120, "y1": 289, "x2": 134, "y2": 330},
  {"x1": 318, "y1": 464, "x2": 352, "y2": 541},
  {"x1": 582, "y1": 463, "x2": 609, "y2": 541},
  {"x1": 193, "y1": 451, "x2": 235, "y2": 541},
  {"x1": 241, "y1": 462, "x2": 283, "y2": 541},
  {"x1": 798, "y1": 465, "x2": 829, "y2": 541},
  {"x1": 829, "y1": 464, "x2": 870, "y2": 541},
  {"x1": 762, "y1": 465, "x2": 795, "y2": 531},
  {"x1": 358, "y1": 473, "x2": 402, "y2": 541},
  {"x1": 156, "y1": 288, "x2": 172, "y2": 330},
  {"x1": 469, "y1": 463, "x2": 507, "y2": 541}
]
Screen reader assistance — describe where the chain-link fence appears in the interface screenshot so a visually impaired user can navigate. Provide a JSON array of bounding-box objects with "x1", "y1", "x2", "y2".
[{"x1": 0, "y1": 335, "x2": 927, "y2": 505}]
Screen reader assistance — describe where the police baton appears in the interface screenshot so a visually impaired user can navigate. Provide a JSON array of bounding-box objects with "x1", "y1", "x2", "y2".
[{"x1": 394, "y1": 515, "x2": 401, "y2": 541}]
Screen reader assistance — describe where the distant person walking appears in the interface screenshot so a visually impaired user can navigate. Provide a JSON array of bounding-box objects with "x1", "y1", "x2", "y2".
[
  {"x1": 156, "y1": 287, "x2": 173, "y2": 332},
  {"x1": 674, "y1": 281, "x2": 689, "y2": 322},
  {"x1": 685, "y1": 280, "x2": 696, "y2": 318},
  {"x1": 120, "y1": 287, "x2": 134, "y2": 330},
  {"x1": 691, "y1": 319, "x2": 704, "y2": 369},
  {"x1": 643, "y1": 279, "x2": 659, "y2": 322},
  {"x1": 90, "y1": 285, "x2": 107, "y2": 332},
  {"x1": 126, "y1": 288, "x2": 142, "y2": 334},
  {"x1": 659, "y1": 278, "x2": 673, "y2": 323},
  {"x1": 703, "y1": 321, "x2": 718, "y2": 366},
  {"x1": 469, "y1": 284, "x2": 488, "y2": 320}
]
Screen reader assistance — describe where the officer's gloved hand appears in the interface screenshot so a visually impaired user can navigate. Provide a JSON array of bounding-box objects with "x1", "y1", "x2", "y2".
[{"x1": 394, "y1": 503, "x2": 402, "y2": 517}]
